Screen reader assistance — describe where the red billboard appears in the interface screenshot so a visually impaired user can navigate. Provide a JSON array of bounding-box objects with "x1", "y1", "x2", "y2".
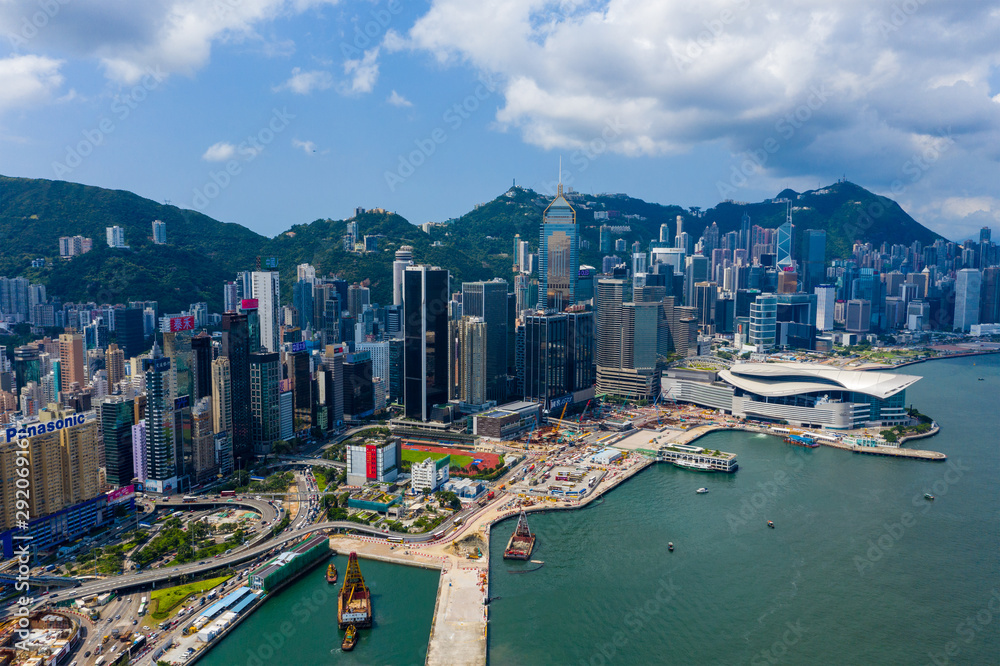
[
  {"x1": 366, "y1": 444, "x2": 377, "y2": 480},
  {"x1": 169, "y1": 315, "x2": 195, "y2": 332},
  {"x1": 241, "y1": 298, "x2": 259, "y2": 310}
]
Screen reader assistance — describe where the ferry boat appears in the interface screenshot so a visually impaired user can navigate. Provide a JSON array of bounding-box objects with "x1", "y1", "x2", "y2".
[
  {"x1": 342, "y1": 625, "x2": 358, "y2": 652},
  {"x1": 672, "y1": 459, "x2": 715, "y2": 473},
  {"x1": 696, "y1": 487, "x2": 709, "y2": 494},
  {"x1": 326, "y1": 562, "x2": 338, "y2": 584},
  {"x1": 784, "y1": 435, "x2": 819, "y2": 448},
  {"x1": 767, "y1": 520, "x2": 775, "y2": 529},
  {"x1": 924, "y1": 493, "x2": 935, "y2": 500},
  {"x1": 668, "y1": 542, "x2": 674, "y2": 552}
]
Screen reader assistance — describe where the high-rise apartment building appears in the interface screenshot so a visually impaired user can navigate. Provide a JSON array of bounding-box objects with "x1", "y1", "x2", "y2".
[
  {"x1": 105, "y1": 342, "x2": 125, "y2": 388},
  {"x1": 152, "y1": 219, "x2": 166, "y2": 244},
  {"x1": 393, "y1": 246, "x2": 414, "y2": 306},
  {"x1": 143, "y1": 343, "x2": 177, "y2": 494},
  {"x1": 251, "y1": 271, "x2": 281, "y2": 353},
  {"x1": 455, "y1": 316, "x2": 487, "y2": 405},
  {"x1": 58, "y1": 332, "x2": 86, "y2": 390},
  {"x1": 106, "y1": 225, "x2": 127, "y2": 248}
]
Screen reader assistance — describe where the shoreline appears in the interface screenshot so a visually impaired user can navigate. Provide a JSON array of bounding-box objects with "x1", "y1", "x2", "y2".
[{"x1": 873, "y1": 349, "x2": 999, "y2": 370}]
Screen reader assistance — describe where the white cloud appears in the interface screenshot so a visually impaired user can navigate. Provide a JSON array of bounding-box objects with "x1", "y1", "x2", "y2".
[
  {"x1": 0, "y1": 1, "x2": 340, "y2": 85},
  {"x1": 202, "y1": 142, "x2": 236, "y2": 162},
  {"x1": 0, "y1": 55, "x2": 65, "y2": 113},
  {"x1": 292, "y1": 138, "x2": 317, "y2": 154},
  {"x1": 273, "y1": 67, "x2": 333, "y2": 94},
  {"x1": 342, "y1": 47, "x2": 379, "y2": 94},
  {"x1": 396, "y1": 0, "x2": 1000, "y2": 237},
  {"x1": 387, "y1": 90, "x2": 412, "y2": 107}
]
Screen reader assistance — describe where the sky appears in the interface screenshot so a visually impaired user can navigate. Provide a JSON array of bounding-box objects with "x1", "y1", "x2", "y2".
[{"x1": 0, "y1": 0, "x2": 998, "y2": 243}]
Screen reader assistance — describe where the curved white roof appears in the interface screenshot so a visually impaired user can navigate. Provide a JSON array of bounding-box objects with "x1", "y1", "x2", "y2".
[{"x1": 718, "y1": 362, "x2": 920, "y2": 400}]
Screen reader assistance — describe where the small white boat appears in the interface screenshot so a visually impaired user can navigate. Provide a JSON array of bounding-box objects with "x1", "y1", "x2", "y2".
[{"x1": 696, "y1": 487, "x2": 709, "y2": 494}]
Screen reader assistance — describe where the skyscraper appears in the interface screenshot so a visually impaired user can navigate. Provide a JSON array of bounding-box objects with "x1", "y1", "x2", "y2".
[
  {"x1": 954, "y1": 268, "x2": 982, "y2": 332},
  {"x1": 393, "y1": 246, "x2": 414, "y2": 305},
  {"x1": 538, "y1": 183, "x2": 578, "y2": 311},
  {"x1": 403, "y1": 266, "x2": 450, "y2": 422},
  {"x1": 815, "y1": 285, "x2": 836, "y2": 332},
  {"x1": 251, "y1": 271, "x2": 280, "y2": 353},
  {"x1": 749, "y1": 293, "x2": 778, "y2": 350},
  {"x1": 58, "y1": 332, "x2": 86, "y2": 390},
  {"x1": 192, "y1": 332, "x2": 213, "y2": 400},
  {"x1": 776, "y1": 213, "x2": 795, "y2": 269},
  {"x1": 456, "y1": 316, "x2": 487, "y2": 405},
  {"x1": 143, "y1": 342, "x2": 176, "y2": 494},
  {"x1": 461, "y1": 279, "x2": 508, "y2": 403},
  {"x1": 803, "y1": 229, "x2": 826, "y2": 292},
  {"x1": 101, "y1": 396, "x2": 135, "y2": 486},
  {"x1": 221, "y1": 312, "x2": 252, "y2": 464},
  {"x1": 250, "y1": 352, "x2": 281, "y2": 454},
  {"x1": 105, "y1": 342, "x2": 125, "y2": 388},
  {"x1": 117, "y1": 307, "x2": 145, "y2": 359}
]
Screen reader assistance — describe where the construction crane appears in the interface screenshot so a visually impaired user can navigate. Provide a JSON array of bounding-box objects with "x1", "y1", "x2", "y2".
[
  {"x1": 338, "y1": 552, "x2": 372, "y2": 628},
  {"x1": 578, "y1": 400, "x2": 591, "y2": 424}
]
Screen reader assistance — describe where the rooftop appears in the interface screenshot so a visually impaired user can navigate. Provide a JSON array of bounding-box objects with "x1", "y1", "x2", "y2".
[{"x1": 719, "y1": 362, "x2": 920, "y2": 400}]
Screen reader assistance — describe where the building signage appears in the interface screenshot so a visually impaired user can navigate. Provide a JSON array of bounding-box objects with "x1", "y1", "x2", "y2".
[
  {"x1": 279, "y1": 379, "x2": 293, "y2": 393},
  {"x1": 291, "y1": 341, "x2": 307, "y2": 353},
  {"x1": 241, "y1": 299, "x2": 259, "y2": 310},
  {"x1": 5, "y1": 414, "x2": 88, "y2": 442},
  {"x1": 366, "y1": 444, "x2": 378, "y2": 480},
  {"x1": 144, "y1": 357, "x2": 171, "y2": 372},
  {"x1": 169, "y1": 315, "x2": 196, "y2": 332},
  {"x1": 107, "y1": 484, "x2": 135, "y2": 505},
  {"x1": 174, "y1": 395, "x2": 190, "y2": 410},
  {"x1": 549, "y1": 394, "x2": 573, "y2": 410}
]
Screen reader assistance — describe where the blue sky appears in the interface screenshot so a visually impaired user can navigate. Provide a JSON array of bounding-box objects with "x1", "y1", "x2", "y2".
[{"x1": 1, "y1": 0, "x2": 998, "y2": 242}]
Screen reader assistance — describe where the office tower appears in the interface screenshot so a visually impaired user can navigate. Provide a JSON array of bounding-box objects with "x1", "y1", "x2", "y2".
[
  {"x1": 803, "y1": 229, "x2": 826, "y2": 292},
  {"x1": 694, "y1": 282, "x2": 718, "y2": 327},
  {"x1": 292, "y1": 280, "x2": 315, "y2": 331},
  {"x1": 393, "y1": 246, "x2": 414, "y2": 305},
  {"x1": 749, "y1": 293, "x2": 778, "y2": 350},
  {"x1": 222, "y1": 281, "x2": 240, "y2": 313},
  {"x1": 815, "y1": 285, "x2": 836, "y2": 331},
  {"x1": 454, "y1": 316, "x2": 488, "y2": 405},
  {"x1": 101, "y1": 396, "x2": 135, "y2": 486},
  {"x1": 954, "y1": 268, "x2": 982, "y2": 332},
  {"x1": 162, "y1": 328, "x2": 193, "y2": 402},
  {"x1": 777, "y1": 269, "x2": 798, "y2": 294},
  {"x1": 116, "y1": 308, "x2": 145, "y2": 360},
  {"x1": 221, "y1": 312, "x2": 251, "y2": 463},
  {"x1": 144, "y1": 342, "x2": 177, "y2": 493},
  {"x1": 14, "y1": 345, "x2": 41, "y2": 392},
  {"x1": 522, "y1": 311, "x2": 568, "y2": 404},
  {"x1": 576, "y1": 266, "x2": 596, "y2": 304},
  {"x1": 104, "y1": 343, "x2": 125, "y2": 389},
  {"x1": 660, "y1": 222, "x2": 671, "y2": 243},
  {"x1": 189, "y1": 397, "x2": 215, "y2": 483},
  {"x1": 343, "y1": 351, "x2": 374, "y2": 419},
  {"x1": 58, "y1": 332, "x2": 86, "y2": 390},
  {"x1": 684, "y1": 255, "x2": 709, "y2": 307},
  {"x1": 776, "y1": 206, "x2": 795, "y2": 269},
  {"x1": 210, "y1": 357, "x2": 233, "y2": 474},
  {"x1": 596, "y1": 279, "x2": 626, "y2": 368},
  {"x1": 980, "y1": 267, "x2": 999, "y2": 324},
  {"x1": 249, "y1": 351, "x2": 280, "y2": 454},
  {"x1": 347, "y1": 284, "x2": 370, "y2": 320},
  {"x1": 106, "y1": 225, "x2": 127, "y2": 248},
  {"x1": 846, "y1": 299, "x2": 872, "y2": 333},
  {"x1": 538, "y1": 183, "x2": 578, "y2": 311},
  {"x1": 251, "y1": 271, "x2": 280, "y2": 353},
  {"x1": 403, "y1": 266, "x2": 450, "y2": 422},
  {"x1": 152, "y1": 219, "x2": 166, "y2": 244},
  {"x1": 632, "y1": 252, "x2": 648, "y2": 279},
  {"x1": 461, "y1": 279, "x2": 508, "y2": 403},
  {"x1": 191, "y1": 332, "x2": 213, "y2": 399}
]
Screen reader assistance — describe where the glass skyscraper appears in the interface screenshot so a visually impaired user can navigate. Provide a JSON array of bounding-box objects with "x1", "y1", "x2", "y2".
[{"x1": 539, "y1": 184, "x2": 578, "y2": 311}]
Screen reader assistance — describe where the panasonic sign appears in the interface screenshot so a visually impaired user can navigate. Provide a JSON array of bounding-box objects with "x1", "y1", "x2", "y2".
[{"x1": 5, "y1": 414, "x2": 88, "y2": 443}]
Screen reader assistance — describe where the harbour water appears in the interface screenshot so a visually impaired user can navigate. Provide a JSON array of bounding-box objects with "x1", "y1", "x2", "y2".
[
  {"x1": 489, "y1": 355, "x2": 1000, "y2": 665},
  {"x1": 198, "y1": 551, "x2": 439, "y2": 666}
]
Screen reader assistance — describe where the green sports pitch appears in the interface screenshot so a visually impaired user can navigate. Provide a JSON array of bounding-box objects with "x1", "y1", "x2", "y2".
[{"x1": 401, "y1": 449, "x2": 474, "y2": 469}]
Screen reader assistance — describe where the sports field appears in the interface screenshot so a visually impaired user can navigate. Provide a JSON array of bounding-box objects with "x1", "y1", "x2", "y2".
[{"x1": 401, "y1": 443, "x2": 502, "y2": 473}]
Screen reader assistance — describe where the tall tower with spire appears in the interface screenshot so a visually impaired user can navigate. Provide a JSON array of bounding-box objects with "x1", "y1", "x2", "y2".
[{"x1": 538, "y1": 168, "x2": 578, "y2": 311}]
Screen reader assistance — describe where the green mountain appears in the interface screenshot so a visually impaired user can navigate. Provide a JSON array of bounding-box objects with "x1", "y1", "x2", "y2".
[{"x1": 0, "y1": 175, "x2": 945, "y2": 314}]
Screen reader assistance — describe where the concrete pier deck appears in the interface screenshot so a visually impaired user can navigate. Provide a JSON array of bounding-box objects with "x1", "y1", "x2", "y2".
[{"x1": 425, "y1": 567, "x2": 488, "y2": 666}]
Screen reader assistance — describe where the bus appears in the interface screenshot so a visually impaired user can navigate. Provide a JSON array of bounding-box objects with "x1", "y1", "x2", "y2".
[
  {"x1": 182, "y1": 496, "x2": 197, "y2": 503},
  {"x1": 137, "y1": 602, "x2": 146, "y2": 616},
  {"x1": 387, "y1": 536, "x2": 403, "y2": 543},
  {"x1": 220, "y1": 490, "x2": 236, "y2": 498}
]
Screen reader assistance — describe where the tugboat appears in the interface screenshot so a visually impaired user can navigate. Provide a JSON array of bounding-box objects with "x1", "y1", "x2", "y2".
[
  {"x1": 696, "y1": 487, "x2": 709, "y2": 494},
  {"x1": 767, "y1": 520, "x2": 775, "y2": 529},
  {"x1": 342, "y1": 624, "x2": 358, "y2": 652},
  {"x1": 924, "y1": 493, "x2": 935, "y2": 500},
  {"x1": 326, "y1": 562, "x2": 338, "y2": 584},
  {"x1": 668, "y1": 542, "x2": 674, "y2": 552}
]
